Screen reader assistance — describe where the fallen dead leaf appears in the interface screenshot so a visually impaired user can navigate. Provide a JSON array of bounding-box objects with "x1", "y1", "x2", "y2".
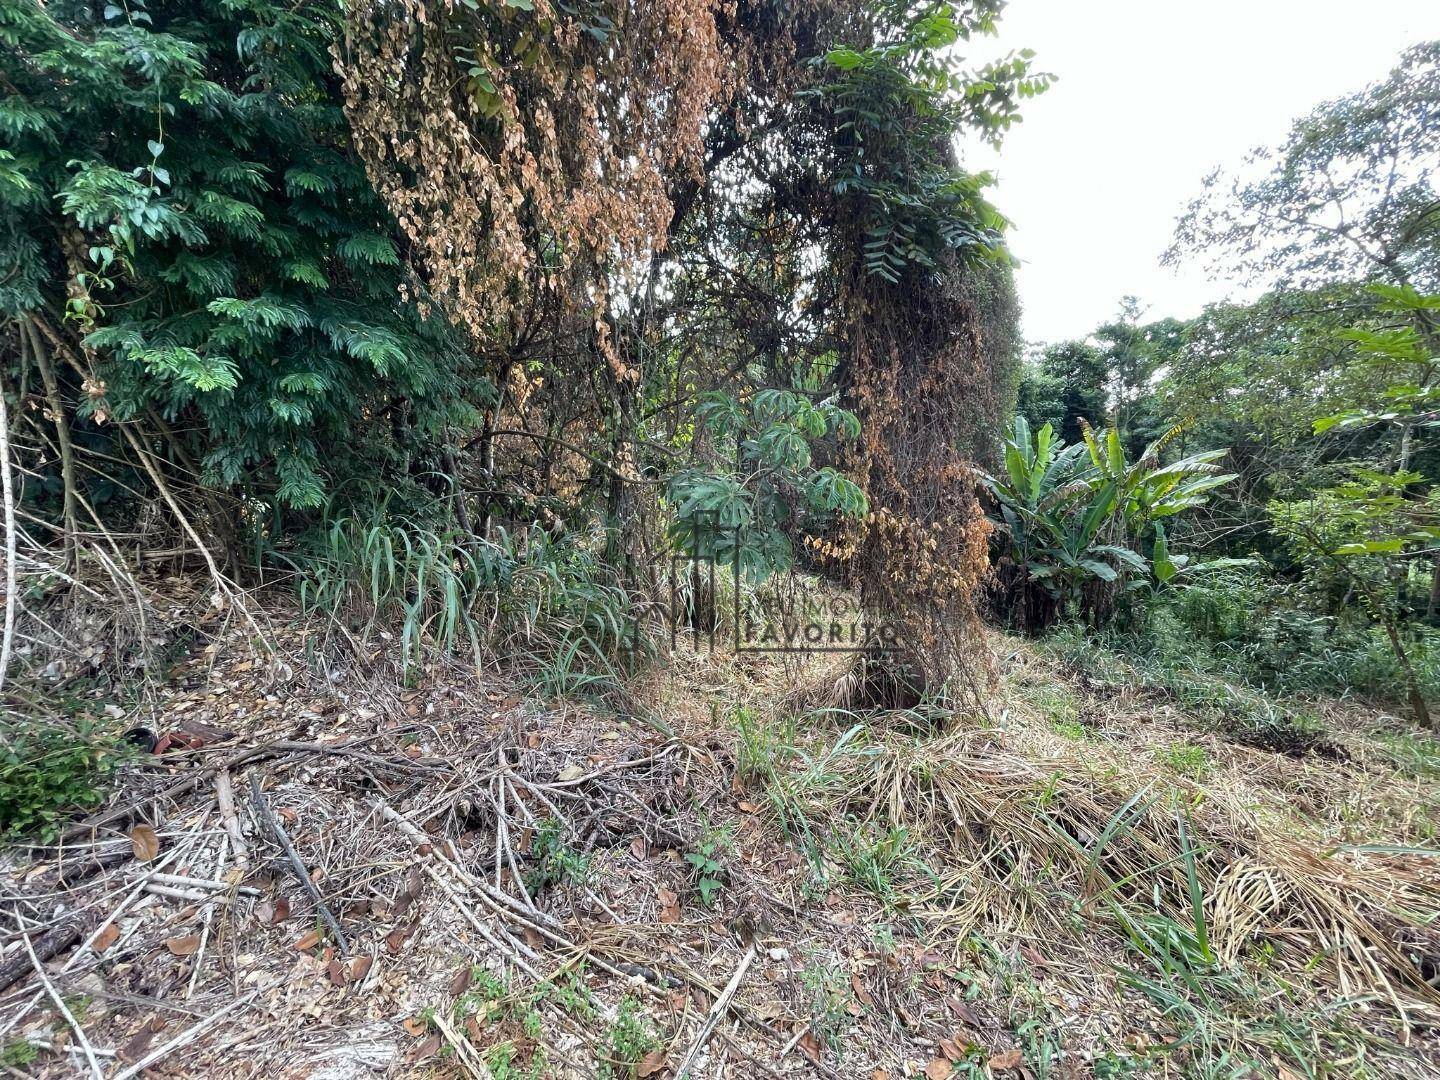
[
  {"x1": 450, "y1": 964, "x2": 472, "y2": 996},
  {"x1": 988, "y1": 1049, "x2": 1023, "y2": 1072},
  {"x1": 796, "y1": 1027, "x2": 821, "y2": 1064},
  {"x1": 129, "y1": 824, "x2": 159, "y2": 862},
  {"x1": 350, "y1": 955, "x2": 374, "y2": 981},
  {"x1": 850, "y1": 971, "x2": 875, "y2": 1007},
  {"x1": 165, "y1": 934, "x2": 200, "y2": 956},
  {"x1": 119, "y1": 1017, "x2": 165, "y2": 1063},
  {"x1": 402, "y1": 1016, "x2": 427, "y2": 1037},
  {"x1": 293, "y1": 930, "x2": 321, "y2": 952},
  {"x1": 658, "y1": 886, "x2": 681, "y2": 924},
  {"x1": 923, "y1": 1059, "x2": 953, "y2": 1080},
  {"x1": 636, "y1": 1049, "x2": 667, "y2": 1077},
  {"x1": 94, "y1": 924, "x2": 120, "y2": 953},
  {"x1": 327, "y1": 958, "x2": 347, "y2": 987},
  {"x1": 938, "y1": 1034, "x2": 969, "y2": 1061}
]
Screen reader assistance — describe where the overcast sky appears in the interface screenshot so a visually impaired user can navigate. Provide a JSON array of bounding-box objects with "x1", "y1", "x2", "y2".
[{"x1": 962, "y1": 0, "x2": 1440, "y2": 346}]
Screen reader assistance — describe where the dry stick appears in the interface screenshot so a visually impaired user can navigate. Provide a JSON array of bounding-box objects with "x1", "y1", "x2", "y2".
[
  {"x1": 22, "y1": 319, "x2": 79, "y2": 571},
  {"x1": 417, "y1": 863, "x2": 540, "y2": 980},
  {"x1": 185, "y1": 834, "x2": 230, "y2": 999},
  {"x1": 0, "y1": 370, "x2": 16, "y2": 691},
  {"x1": 60, "y1": 736, "x2": 389, "y2": 841},
  {"x1": 20, "y1": 929, "x2": 103, "y2": 1080},
  {"x1": 109, "y1": 991, "x2": 256, "y2": 1080},
  {"x1": 673, "y1": 947, "x2": 755, "y2": 1080},
  {"x1": 248, "y1": 773, "x2": 348, "y2": 956},
  {"x1": 214, "y1": 770, "x2": 250, "y2": 871},
  {"x1": 430, "y1": 1009, "x2": 496, "y2": 1080},
  {"x1": 371, "y1": 799, "x2": 562, "y2": 930}
]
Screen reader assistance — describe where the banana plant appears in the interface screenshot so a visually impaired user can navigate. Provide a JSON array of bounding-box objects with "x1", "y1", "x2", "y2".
[{"x1": 981, "y1": 418, "x2": 1235, "y2": 629}]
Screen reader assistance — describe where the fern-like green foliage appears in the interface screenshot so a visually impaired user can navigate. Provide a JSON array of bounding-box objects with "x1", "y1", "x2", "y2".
[
  {"x1": 811, "y1": 0, "x2": 1052, "y2": 281},
  {"x1": 1, "y1": 0, "x2": 482, "y2": 514}
]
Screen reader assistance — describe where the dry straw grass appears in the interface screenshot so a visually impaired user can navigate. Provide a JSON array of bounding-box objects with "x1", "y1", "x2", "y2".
[{"x1": 734, "y1": 641, "x2": 1440, "y2": 1039}]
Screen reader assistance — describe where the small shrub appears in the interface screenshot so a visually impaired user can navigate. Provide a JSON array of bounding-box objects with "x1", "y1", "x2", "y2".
[
  {"x1": 598, "y1": 996, "x2": 658, "y2": 1079},
  {"x1": 525, "y1": 818, "x2": 590, "y2": 895},
  {"x1": 0, "y1": 717, "x2": 129, "y2": 841}
]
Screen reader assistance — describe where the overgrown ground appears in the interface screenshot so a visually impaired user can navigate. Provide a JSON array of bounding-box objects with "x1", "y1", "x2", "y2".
[{"x1": 4, "y1": 581, "x2": 1440, "y2": 1079}]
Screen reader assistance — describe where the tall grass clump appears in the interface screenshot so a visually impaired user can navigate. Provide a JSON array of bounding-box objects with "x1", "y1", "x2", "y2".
[{"x1": 285, "y1": 500, "x2": 649, "y2": 691}]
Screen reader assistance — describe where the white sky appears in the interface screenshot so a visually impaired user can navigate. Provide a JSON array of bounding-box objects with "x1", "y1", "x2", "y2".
[{"x1": 962, "y1": 0, "x2": 1440, "y2": 345}]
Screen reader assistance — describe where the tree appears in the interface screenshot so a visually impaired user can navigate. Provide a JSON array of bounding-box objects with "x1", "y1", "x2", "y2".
[
  {"x1": 1168, "y1": 41, "x2": 1440, "y2": 294},
  {"x1": 2, "y1": 0, "x2": 480, "y2": 558}
]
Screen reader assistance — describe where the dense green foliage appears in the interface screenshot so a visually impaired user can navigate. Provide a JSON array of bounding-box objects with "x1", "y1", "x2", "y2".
[
  {"x1": 981, "y1": 417, "x2": 1235, "y2": 631},
  {"x1": 1001, "y1": 42, "x2": 1440, "y2": 725},
  {"x1": 2, "y1": 0, "x2": 479, "y2": 520}
]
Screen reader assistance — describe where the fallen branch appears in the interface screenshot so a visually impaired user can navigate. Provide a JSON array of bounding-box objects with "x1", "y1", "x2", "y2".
[
  {"x1": 214, "y1": 769, "x2": 250, "y2": 872},
  {"x1": 20, "y1": 928, "x2": 103, "y2": 1080},
  {"x1": 0, "y1": 366, "x2": 17, "y2": 690},
  {"x1": 674, "y1": 947, "x2": 754, "y2": 1080},
  {"x1": 249, "y1": 773, "x2": 348, "y2": 955},
  {"x1": 60, "y1": 736, "x2": 392, "y2": 841},
  {"x1": 0, "y1": 921, "x2": 81, "y2": 998}
]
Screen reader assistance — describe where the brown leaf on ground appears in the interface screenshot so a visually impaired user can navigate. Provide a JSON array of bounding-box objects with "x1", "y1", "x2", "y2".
[
  {"x1": 450, "y1": 964, "x2": 472, "y2": 996},
  {"x1": 938, "y1": 1035, "x2": 967, "y2": 1061},
  {"x1": 256, "y1": 896, "x2": 291, "y2": 926},
  {"x1": 636, "y1": 1049, "x2": 667, "y2": 1077},
  {"x1": 293, "y1": 930, "x2": 321, "y2": 951},
  {"x1": 988, "y1": 1049, "x2": 1024, "y2": 1072},
  {"x1": 657, "y1": 886, "x2": 681, "y2": 923},
  {"x1": 385, "y1": 918, "x2": 419, "y2": 954},
  {"x1": 129, "y1": 824, "x2": 159, "y2": 862},
  {"x1": 796, "y1": 1027, "x2": 821, "y2": 1064},
  {"x1": 402, "y1": 1016, "x2": 427, "y2": 1037},
  {"x1": 923, "y1": 1058, "x2": 953, "y2": 1080},
  {"x1": 94, "y1": 923, "x2": 120, "y2": 952},
  {"x1": 850, "y1": 971, "x2": 875, "y2": 1007},
  {"x1": 349, "y1": 955, "x2": 374, "y2": 981},
  {"x1": 165, "y1": 934, "x2": 200, "y2": 956},
  {"x1": 327, "y1": 958, "x2": 347, "y2": 987},
  {"x1": 413, "y1": 1032, "x2": 442, "y2": 1060},
  {"x1": 119, "y1": 1018, "x2": 165, "y2": 1063},
  {"x1": 946, "y1": 997, "x2": 981, "y2": 1026}
]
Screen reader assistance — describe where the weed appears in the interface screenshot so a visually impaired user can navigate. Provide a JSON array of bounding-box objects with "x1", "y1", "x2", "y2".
[
  {"x1": 290, "y1": 513, "x2": 648, "y2": 688},
  {"x1": 1157, "y1": 743, "x2": 1210, "y2": 780},
  {"x1": 828, "y1": 822, "x2": 929, "y2": 907},
  {"x1": 526, "y1": 818, "x2": 590, "y2": 893},
  {"x1": 597, "y1": 995, "x2": 659, "y2": 1078},
  {"x1": 684, "y1": 816, "x2": 733, "y2": 907},
  {"x1": 541, "y1": 969, "x2": 597, "y2": 1021},
  {"x1": 0, "y1": 1040, "x2": 37, "y2": 1069},
  {"x1": 0, "y1": 715, "x2": 131, "y2": 841},
  {"x1": 798, "y1": 959, "x2": 851, "y2": 1052}
]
